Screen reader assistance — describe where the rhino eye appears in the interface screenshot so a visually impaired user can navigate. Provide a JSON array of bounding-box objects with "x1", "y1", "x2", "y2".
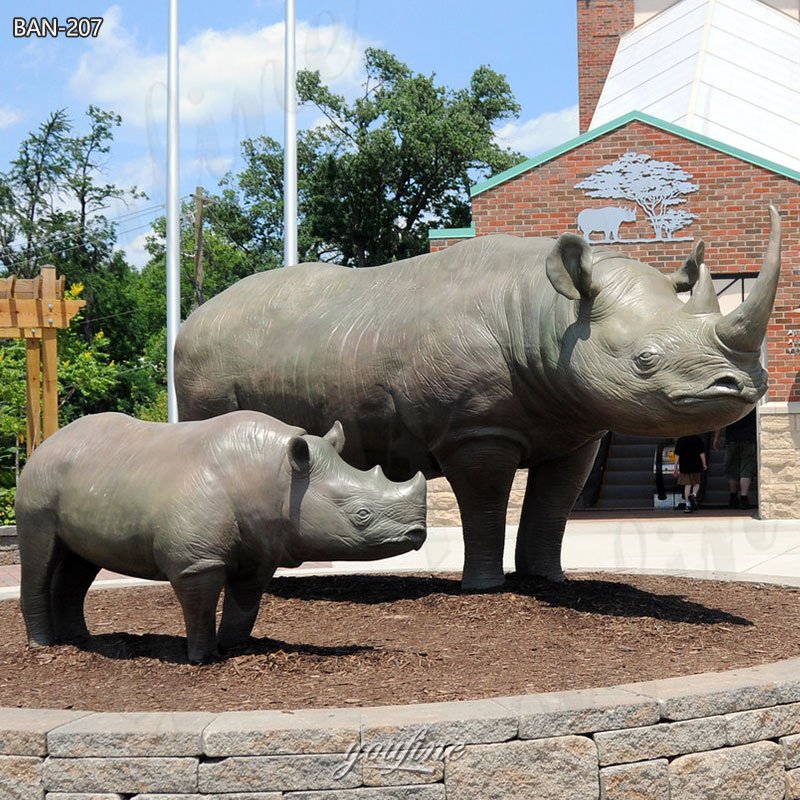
[
  {"x1": 634, "y1": 349, "x2": 662, "y2": 373},
  {"x1": 354, "y1": 507, "x2": 373, "y2": 526}
]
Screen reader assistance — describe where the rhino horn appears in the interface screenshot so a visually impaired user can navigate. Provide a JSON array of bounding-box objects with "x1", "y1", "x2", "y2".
[
  {"x1": 715, "y1": 205, "x2": 781, "y2": 352},
  {"x1": 669, "y1": 240, "x2": 704, "y2": 292},
  {"x1": 368, "y1": 465, "x2": 385, "y2": 479},
  {"x1": 682, "y1": 263, "x2": 720, "y2": 315},
  {"x1": 398, "y1": 471, "x2": 426, "y2": 499},
  {"x1": 323, "y1": 420, "x2": 345, "y2": 453}
]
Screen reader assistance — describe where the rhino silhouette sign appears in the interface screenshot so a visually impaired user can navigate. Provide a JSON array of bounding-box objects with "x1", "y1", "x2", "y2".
[{"x1": 575, "y1": 152, "x2": 698, "y2": 244}]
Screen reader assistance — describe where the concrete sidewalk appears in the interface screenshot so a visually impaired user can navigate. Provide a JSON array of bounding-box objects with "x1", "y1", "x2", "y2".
[{"x1": 2, "y1": 510, "x2": 799, "y2": 599}]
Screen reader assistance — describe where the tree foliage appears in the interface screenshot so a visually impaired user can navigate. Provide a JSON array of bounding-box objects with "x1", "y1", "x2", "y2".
[{"x1": 225, "y1": 48, "x2": 523, "y2": 267}]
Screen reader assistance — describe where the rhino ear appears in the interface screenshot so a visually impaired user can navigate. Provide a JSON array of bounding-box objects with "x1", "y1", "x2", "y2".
[
  {"x1": 669, "y1": 240, "x2": 704, "y2": 293},
  {"x1": 546, "y1": 234, "x2": 595, "y2": 300},
  {"x1": 287, "y1": 436, "x2": 311, "y2": 475},
  {"x1": 323, "y1": 420, "x2": 345, "y2": 454}
]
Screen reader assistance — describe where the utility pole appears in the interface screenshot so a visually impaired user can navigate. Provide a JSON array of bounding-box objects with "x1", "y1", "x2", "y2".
[{"x1": 193, "y1": 186, "x2": 205, "y2": 308}]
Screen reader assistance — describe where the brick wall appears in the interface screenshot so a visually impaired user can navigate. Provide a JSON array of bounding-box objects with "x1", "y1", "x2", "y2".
[
  {"x1": 577, "y1": 0, "x2": 634, "y2": 132},
  {"x1": 471, "y1": 120, "x2": 800, "y2": 403}
]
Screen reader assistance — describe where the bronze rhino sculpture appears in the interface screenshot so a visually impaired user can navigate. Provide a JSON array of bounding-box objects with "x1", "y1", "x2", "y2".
[
  {"x1": 175, "y1": 207, "x2": 781, "y2": 590},
  {"x1": 16, "y1": 411, "x2": 426, "y2": 662}
]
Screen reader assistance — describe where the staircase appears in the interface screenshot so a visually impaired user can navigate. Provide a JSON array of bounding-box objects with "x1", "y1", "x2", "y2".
[
  {"x1": 592, "y1": 433, "x2": 662, "y2": 510},
  {"x1": 584, "y1": 432, "x2": 757, "y2": 511}
]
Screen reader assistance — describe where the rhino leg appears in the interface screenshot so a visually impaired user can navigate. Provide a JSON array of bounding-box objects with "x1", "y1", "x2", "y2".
[
  {"x1": 51, "y1": 550, "x2": 100, "y2": 641},
  {"x1": 439, "y1": 437, "x2": 522, "y2": 591},
  {"x1": 18, "y1": 510, "x2": 62, "y2": 647},
  {"x1": 170, "y1": 564, "x2": 227, "y2": 664},
  {"x1": 218, "y1": 570, "x2": 273, "y2": 651},
  {"x1": 515, "y1": 439, "x2": 601, "y2": 581}
]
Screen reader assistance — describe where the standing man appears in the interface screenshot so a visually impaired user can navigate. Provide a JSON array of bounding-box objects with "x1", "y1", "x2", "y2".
[{"x1": 714, "y1": 408, "x2": 757, "y2": 509}]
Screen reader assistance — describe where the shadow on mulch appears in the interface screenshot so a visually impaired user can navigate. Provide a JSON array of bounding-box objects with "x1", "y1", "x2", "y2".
[
  {"x1": 73, "y1": 631, "x2": 374, "y2": 664},
  {"x1": 268, "y1": 573, "x2": 753, "y2": 627}
]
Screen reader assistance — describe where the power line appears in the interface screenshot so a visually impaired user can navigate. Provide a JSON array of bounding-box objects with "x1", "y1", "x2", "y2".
[
  {"x1": 0, "y1": 202, "x2": 170, "y2": 263},
  {"x1": 2, "y1": 221, "x2": 156, "y2": 271}
]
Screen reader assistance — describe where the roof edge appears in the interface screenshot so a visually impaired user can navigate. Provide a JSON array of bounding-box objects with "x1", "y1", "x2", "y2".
[
  {"x1": 427, "y1": 226, "x2": 476, "y2": 240},
  {"x1": 471, "y1": 111, "x2": 800, "y2": 197}
]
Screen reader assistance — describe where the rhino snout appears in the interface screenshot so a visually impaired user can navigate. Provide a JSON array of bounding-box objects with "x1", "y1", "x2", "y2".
[
  {"x1": 668, "y1": 371, "x2": 762, "y2": 405},
  {"x1": 404, "y1": 526, "x2": 427, "y2": 551}
]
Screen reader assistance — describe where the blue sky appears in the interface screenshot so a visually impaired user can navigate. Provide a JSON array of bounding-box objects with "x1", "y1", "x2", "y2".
[{"x1": 2, "y1": 1, "x2": 579, "y2": 265}]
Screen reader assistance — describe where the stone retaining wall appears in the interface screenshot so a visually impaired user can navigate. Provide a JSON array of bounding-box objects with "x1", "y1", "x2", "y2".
[
  {"x1": 3, "y1": 656, "x2": 800, "y2": 799},
  {"x1": 0, "y1": 526, "x2": 18, "y2": 566}
]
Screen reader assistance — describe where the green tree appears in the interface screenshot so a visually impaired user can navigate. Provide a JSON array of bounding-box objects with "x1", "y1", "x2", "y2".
[
  {"x1": 226, "y1": 48, "x2": 523, "y2": 268},
  {"x1": 0, "y1": 284, "x2": 120, "y2": 521}
]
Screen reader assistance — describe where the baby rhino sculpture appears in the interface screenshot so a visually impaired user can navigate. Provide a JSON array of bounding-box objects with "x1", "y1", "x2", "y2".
[{"x1": 16, "y1": 411, "x2": 426, "y2": 663}]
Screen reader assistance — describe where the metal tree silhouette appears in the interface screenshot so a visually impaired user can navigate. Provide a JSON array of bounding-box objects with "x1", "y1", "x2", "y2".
[{"x1": 575, "y1": 152, "x2": 698, "y2": 240}]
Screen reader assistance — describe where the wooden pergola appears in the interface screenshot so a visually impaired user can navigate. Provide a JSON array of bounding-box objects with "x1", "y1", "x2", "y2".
[{"x1": 0, "y1": 266, "x2": 85, "y2": 455}]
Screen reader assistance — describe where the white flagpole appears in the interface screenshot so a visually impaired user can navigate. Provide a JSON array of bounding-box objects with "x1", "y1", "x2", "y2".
[
  {"x1": 166, "y1": 0, "x2": 181, "y2": 421},
  {"x1": 283, "y1": 0, "x2": 297, "y2": 267}
]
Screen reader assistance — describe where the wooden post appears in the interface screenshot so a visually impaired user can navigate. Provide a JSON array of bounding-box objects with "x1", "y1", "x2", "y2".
[
  {"x1": 24, "y1": 339, "x2": 41, "y2": 456},
  {"x1": 0, "y1": 265, "x2": 83, "y2": 453},
  {"x1": 40, "y1": 267, "x2": 59, "y2": 440},
  {"x1": 41, "y1": 329, "x2": 58, "y2": 440}
]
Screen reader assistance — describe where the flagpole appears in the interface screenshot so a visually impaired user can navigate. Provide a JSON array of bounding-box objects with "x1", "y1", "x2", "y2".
[
  {"x1": 283, "y1": 0, "x2": 297, "y2": 267},
  {"x1": 166, "y1": 0, "x2": 181, "y2": 421}
]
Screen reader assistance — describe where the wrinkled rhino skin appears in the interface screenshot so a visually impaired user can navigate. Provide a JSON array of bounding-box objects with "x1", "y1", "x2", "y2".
[
  {"x1": 16, "y1": 411, "x2": 426, "y2": 663},
  {"x1": 176, "y1": 207, "x2": 781, "y2": 590}
]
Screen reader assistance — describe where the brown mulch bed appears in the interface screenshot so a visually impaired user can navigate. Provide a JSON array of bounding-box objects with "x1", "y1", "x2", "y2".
[{"x1": 1, "y1": 572, "x2": 799, "y2": 713}]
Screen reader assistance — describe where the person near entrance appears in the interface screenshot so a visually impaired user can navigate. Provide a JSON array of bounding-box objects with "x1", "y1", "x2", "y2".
[
  {"x1": 713, "y1": 408, "x2": 757, "y2": 510},
  {"x1": 673, "y1": 434, "x2": 707, "y2": 513}
]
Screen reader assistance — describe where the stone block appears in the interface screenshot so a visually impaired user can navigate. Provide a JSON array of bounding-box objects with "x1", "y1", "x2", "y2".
[
  {"x1": 669, "y1": 741, "x2": 784, "y2": 800},
  {"x1": 46, "y1": 795, "x2": 125, "y2": 799},
  {"x1": 759, "y1": 416, "x2": 791, "y2": 434},
  {"x1": 0, "y1": 708, "x2": 88, "y2": 756},
  {"x1": 725, "y1": 701, "x2": 800, "y2": 745},
  {"x1": 360, "y1": 699, "x2": 516, "y2": 748},
  {"x1": 131, "y1": 794, "x2": 280, "y2": 799},
  {"x1": 599, "y1": 759, "x2": 668, "y2": 800},
  {"x1": 362, "y1": 751, "x2": 445, "y2": 786},
  {"x1": 42, "y1": 757, "x2": 199, "y2": 794},
  {"x1": 787, "y1": 768, "x2": 800, "y2": 800},
  {"x1": 783, "y1": 733, "x2": 800, "y2": 769},
  {"x1": 444, "y1": 736, "x2": 597, "y2": 800},
  {"x1": 283, "y1": 788, "x2": 445, "y2": 799},
  {"x1": 619, "y1": 658, "x2": 800, "y2": 720},
  {"x1": 0, "y1": 754, "x2": 43, "y2": 799},
  {"x1": 198, "y1": 754, "x2": 361, "y2": 793},
  {"x1": 594, "y1": 717, "x2": 726, "y2": 766},
  {"x1": 502, "y1": 687, "x2": 658, "y2": 740},
  {"x1": 47, "y1": 712, "x2": 214, "y2": 757},
  {"x1": 203, "y1": 709, "x2": 361, "y2": 756}
]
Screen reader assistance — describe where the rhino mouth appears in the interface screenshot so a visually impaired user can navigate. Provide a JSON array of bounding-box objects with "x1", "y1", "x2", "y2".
[
  {"x1": 669, "y1": 374, "x2": 760, "y2": 406},
  {"x1": 403, "y1": 527, "x2": 427, "y2": 550}
]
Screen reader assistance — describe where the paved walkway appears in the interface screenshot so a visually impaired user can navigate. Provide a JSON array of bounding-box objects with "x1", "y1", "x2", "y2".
[{"x1": 3, "y1": 510, "x2": 799, "y2": 598}]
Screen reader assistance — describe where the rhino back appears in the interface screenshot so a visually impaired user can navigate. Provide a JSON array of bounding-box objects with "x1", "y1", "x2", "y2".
[
  {"x1": 17, "y1": 412, "x2": 298, "y2": 576},
  {"x1": 176, "y1": 236, "x2": 559, "y2": 473}
]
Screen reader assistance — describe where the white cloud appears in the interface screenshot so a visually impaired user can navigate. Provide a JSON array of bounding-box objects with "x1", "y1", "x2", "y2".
[
  {"x1": 69, "y1": 5, "x2": 369, "y2": 128},
  {"x1": 494, "y1": 105, "x2": 579, "y2": 157},
  {"x1": 118, "y1": 230, "x2": 152, "y2": 270},
  {"x1": 0, "y1": 106, "x2": 22, "y2": 128}
]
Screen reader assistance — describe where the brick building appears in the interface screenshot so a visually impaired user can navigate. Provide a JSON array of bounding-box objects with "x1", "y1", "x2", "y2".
[{"x1": 429, "y1": 0, "x2": 800, "y2": 518}]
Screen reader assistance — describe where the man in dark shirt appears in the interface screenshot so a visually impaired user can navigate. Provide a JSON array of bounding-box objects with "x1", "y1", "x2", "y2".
[
  {"x1": 713, "y1": 408, "x2": 757, "y2": 509},
  {"x1": 674, "y1": 434, "x2": 707, "y2": 513}
]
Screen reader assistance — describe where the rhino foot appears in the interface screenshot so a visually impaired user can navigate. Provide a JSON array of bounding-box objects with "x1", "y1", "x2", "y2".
[{"x1": 461, "y1": 570, "x2": 506, "y2": 592}]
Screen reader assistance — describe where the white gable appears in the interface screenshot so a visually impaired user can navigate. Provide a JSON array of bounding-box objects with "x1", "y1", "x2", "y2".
[{"x1": 593, "y1": 0, "x2": 800, "y2": 173}]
